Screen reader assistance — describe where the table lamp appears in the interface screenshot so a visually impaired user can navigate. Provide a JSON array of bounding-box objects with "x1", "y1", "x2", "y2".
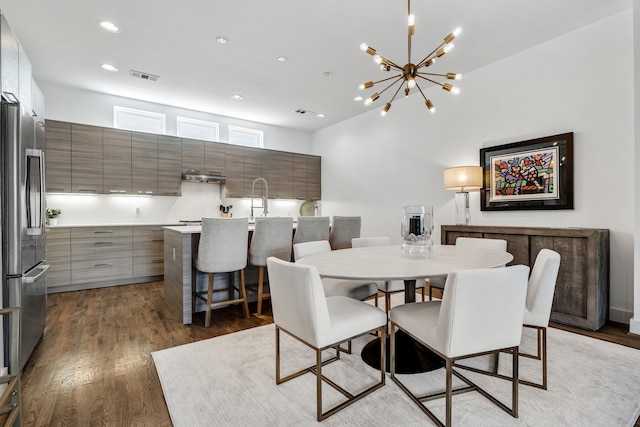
[{"x1": 444, "y1": 166, "x2": 483, "y2": 225}]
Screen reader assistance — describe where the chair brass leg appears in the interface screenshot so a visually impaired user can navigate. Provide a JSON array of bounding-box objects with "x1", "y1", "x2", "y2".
[
  {"x1": 239, "y1": 269, "x2": 249, "y2": 318},
  {"x1": 512, "y1": 346, "x2": 519, "y2": 417},
  {"x1": 421, "y1": 283, "x2": 426, "y2": 301},
  {"x1": 316, "y1": 349, "x2": 323, "y2": 422},
  {"x1": 205, "y1": 273, "x2": 214, "y2": 327},
  {"x1": 541, "y1": 328, "x2": 547, "y2": 390},
  {"x1": 428, "y1": 286, "x2": 433, "y2": 301},
  {"x1": 275, "y1": 327, "x2": 281, "y2": 383},
  {"x1": 446, "y1": 359, "x2": 453, "y2": 426},
  {"x1": 256, "y1": 266, "x2": 265, "y2": 315},
  {"x1": 228, "y1": 272, "x2": 235, "y2": 300},
  {"x1": 385, "y1": 293, "x2": 391, "y2": 314}
]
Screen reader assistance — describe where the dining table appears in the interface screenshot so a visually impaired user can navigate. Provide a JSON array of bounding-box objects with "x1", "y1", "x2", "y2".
[{"x1": 296, "y1": 244, "x2": 514, "y2": 373}]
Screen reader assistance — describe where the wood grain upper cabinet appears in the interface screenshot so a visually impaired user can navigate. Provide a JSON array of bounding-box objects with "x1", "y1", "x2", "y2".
[
  {"x1": 292, "y1": 153, "x2": 308, "y2": 200},
  {"x1": 132, "y1": 132, "x2": 158, "y2": 195},
  {"x1": 45, "y1": 120, "x2": 72, "y2": 193},
  {"x1": 71, "y1": 124, "x2": 103, "y2": 194},
  {"x1": 103, "y1": 128, "x2": 132, "y2": 194},
  {"x1": 275, "y1": 151, "x2": 293, "y2": 199},
  {"x1": 307, "y1": 155, "x2": 321, "y2": 200},
  {"x1": 261, "y1": 149, "x2": 279, "y2": 198},
  {"x1": 223, "y1": 145, "x2": 244, "y2": 198},
  {"x1": 157, "y1": 135, "x2": 182, "y2": 196},
  {"x1": 204, "y1": 142, "x2": 226, "y2": 177},
  {"x1": 181, "y1": 138, "x2": 204, "y2": 174},
  {"x1": 244, "y1": 147, "x2": 262, "y2": 196}
]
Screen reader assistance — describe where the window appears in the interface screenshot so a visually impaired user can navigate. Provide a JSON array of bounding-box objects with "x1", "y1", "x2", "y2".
[
  {"x1": 228, "y1": 126, "x2": 263, "y2": 148},
  {"x1": 114, "y1": 106, "x2": 166, "y2": 134},
  {"x1": 177, "y1": 117, "x2": 220, "y2": 141}
]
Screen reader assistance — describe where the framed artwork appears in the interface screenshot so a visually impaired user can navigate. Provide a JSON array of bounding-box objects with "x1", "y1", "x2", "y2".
[{"x1": 480, "y1": 132, "x2": 574, "y2": 211}]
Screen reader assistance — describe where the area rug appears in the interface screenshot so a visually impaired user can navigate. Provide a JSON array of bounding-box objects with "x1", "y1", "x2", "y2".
[{"x1": 153, "y1": 319, "x2": 640, "y2": 426}]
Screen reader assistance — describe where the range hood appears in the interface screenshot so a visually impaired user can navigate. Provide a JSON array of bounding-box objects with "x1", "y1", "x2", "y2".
[{"x1": 182, "y1": 171, "x2": 226, "y2": 184}]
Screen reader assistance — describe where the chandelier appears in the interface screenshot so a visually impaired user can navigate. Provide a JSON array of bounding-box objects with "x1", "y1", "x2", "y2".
[{"x1": 359, "y1": 0, "x2": 462, "y2": 116}]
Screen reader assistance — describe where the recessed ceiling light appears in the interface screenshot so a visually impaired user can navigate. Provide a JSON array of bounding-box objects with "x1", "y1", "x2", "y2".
[
  {"x1": 353, "y1": 96, "x2": 363, "y2": 102},
  {"x1": 276, "y1": 56, "x2": 287, "y2": 63},
  {"x1": 101, "y1": 63, "x2": 118, "y2": 72},
  {"x1": 99, "y1": 21, "x2": 120, "y2": 33},
  {"x1": 316, "y1": 113, "x2": 326, "y2": 118},
  {"x1": 216, "y1": 36, "x2": 228, "y2": 44},
  {"x1": 231, "y1": 94, "x2": 244, "y2": 101}
]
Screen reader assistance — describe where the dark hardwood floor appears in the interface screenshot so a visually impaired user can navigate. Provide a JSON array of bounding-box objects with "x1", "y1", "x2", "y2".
[{"x1": 21, "y1": 282, "x2": 640, "y2": 426}]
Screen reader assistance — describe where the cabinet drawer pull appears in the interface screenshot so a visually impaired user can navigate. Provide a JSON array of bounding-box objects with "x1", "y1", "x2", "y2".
[
  {"x1": 152, "y1": 259, "x2": 163, "y2": 264},
  {"x1": 47, "y1": 187, "x2": 65, "y2": 192},
  {"x1": 152, "y1": 239, "x2": 163, "y2": 243},
  {"x1": 93, "y1": 263, "x2": 113, "y2": 267},
  {"x1": 94, "y1": 241, "x2": 113, "y2": 245},
  {"x1": 94, "y1": 231, "x2": 113, "y2": 234},
  {"x1": 162, "y1": 192, "x2": 178, "y2": 196},
  {"x1": 78, "y1": 189, "x2": 98, "y2": 193},
  {"x1": 109, "y1": 189, "x2": 127, "y2": 193}
]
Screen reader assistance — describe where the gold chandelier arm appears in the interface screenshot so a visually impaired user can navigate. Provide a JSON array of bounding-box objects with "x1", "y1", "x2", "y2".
[
  {"x1": 377, "y1": 76, "x2": 405, "y2": 97},
  {"x1": 416, "y1": 42, "x2": 446, "y2": 68},
  {"x1": 373, "y1": 74, "x2": 403, "y2": 86},
  {"x1": 415, "y1": 82, "x2": 429, "y2": 102},
  {"x1": 388, "y1": 80, "x2": 405, "y2": 105},
  {"x1": 407, "y1": 0, "x2": 413, "y2": 66},
  {"x1": 416, "y1": 75, "x2": 445, "y2": 87}
]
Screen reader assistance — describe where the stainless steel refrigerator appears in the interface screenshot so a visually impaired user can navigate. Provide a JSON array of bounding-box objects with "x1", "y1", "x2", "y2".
[{"x1": 1, "y1": 14, "x2": 48, "y2": 371}]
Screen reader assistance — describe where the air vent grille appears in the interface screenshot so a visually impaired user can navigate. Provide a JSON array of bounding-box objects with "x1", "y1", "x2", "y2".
[
  {"x1": 294, "y1": 108, "x2": 314, "y2": 115},
  {"x1": 130, "y1": 70, "x2": 159, "y2": 82}
]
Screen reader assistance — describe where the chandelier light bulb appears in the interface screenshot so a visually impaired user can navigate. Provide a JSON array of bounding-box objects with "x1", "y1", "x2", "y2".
[
  {"x1": 453, "y1": 27, "x2": 462, "y2": 37},
  {"x1": 407, "y1": 78, "x2": 416, "y2": 89},
  {"x1": 381, "y1": 103, "x2": 392, "y2": 116},
  {"x1": 451, "y1": 86, "x2": 461, "y2": 95},
  {"x1": 373, "y1": 54, "x2": 383, "y2": 64},
  {"x1": 425, "y1": 99, "x2": 436, "y2": 113},
  {"x1": 407, "y1": 14, "x2": 415, "y2": 26},
  {"x1": 444, "y1": 43, "x2": 455, "y2": 53},
  {"x1": 360, "y1": 43, "x2": 368, "y2": 52},
  {"x1": 446, "y1": 72, "x2": 462, "y2": 80},
  {"x1": 359, "y1": 81, "x2": 373, "y2": 91},
  {"x1": 364, "y1": 98, "x2": 373, "y2": 106}
]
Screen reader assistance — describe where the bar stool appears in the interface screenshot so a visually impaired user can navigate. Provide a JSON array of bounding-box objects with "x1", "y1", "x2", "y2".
[
  {"x1": 249, "y1": 217, "x2": 294, "y2": 315},
  {"x1": 328, "y1": 216, "x2": 361, "y2": 250},
  {"x1": 193, "y1": 217, "x2": 249, "y2": 327},
  {"x1": 293, "y1": 216, "x2": 330, "y2": 245}
]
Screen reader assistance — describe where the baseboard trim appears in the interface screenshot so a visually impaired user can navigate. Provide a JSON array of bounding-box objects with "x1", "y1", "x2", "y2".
[
  {"x1": 630, "y1": 318, "x2": 640, "y2": 335},
  {"x1": 609, "y1": 307, "x2": 633, "y2": 324}
]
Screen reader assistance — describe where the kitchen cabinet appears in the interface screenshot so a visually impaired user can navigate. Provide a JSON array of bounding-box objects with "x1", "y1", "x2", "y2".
[
  {"x1": 103, "y1": 128, "x2": 132, "y2": 194},
  {"x1": 441, "y1": 225, "x2": 610, "y2": 331},
  {"x1": 275, "y1": 152, "x2": 293, "y2": 199},
  {"x1": 181, "y1": 138, "x2": 204, "y2": 174},
  {"x1": 244, "y1": 147, "x2": 262, "y2": 196},
  {"x1": 133, "y1": 226, "x2": 165, "y2": 277},
  {"x1": 70, "y1": 227, "x2": 133, "y2": 284},
  {"x1": 223, "y1": 144, "x2": 244, "y2": 198},
  {"x1": 0, "y1": 16, "x2": 19, "y2": 97},
  {"x1": 132, "y1": 132, "x2": 158, "y2": 195},
  {"x1": 157, "y1": 135, "x2": 182, "y2": 196},
  {"x1": 46, "y1": 228, "x2": 71, "y2": 288},
  {"x1": 18, "y1": 44, "x2": 31, "y2": 115},
  {"x1": 45, "y1": 120, "x2": 72, "y2": 193},
  {"x1": 261, "y1": 150, "x2": 280, "y2": 198},
  {"x1": 307, "y1": 155, "x2": 321, "y2": 200},
  {"x1": 204, "y1": 142, "x2": 226, "y2": 177},
  {"x1": 71, "y1": 124, "x2": 103, "y2": 194},
  {"x1": 292, "y1": 153, "x2": 308, "y2": 199}
]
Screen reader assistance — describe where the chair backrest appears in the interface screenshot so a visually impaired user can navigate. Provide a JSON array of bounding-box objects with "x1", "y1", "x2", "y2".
[
  {"x1": 456, "y1": 237, "x2": 507, "y2": 251},
  {"x1": 329, "y1": 216, "x2": 361, "y2": 250},
  {"x1": 249, "y1": 217, "x2": 294, "y2": 266},
  {"x1": 437, "y1": 265, "x2": 529, "y2": 358},
  {"x1": 197, "y1": 217, "x2": 248, "y2": 273},
  {"x1": 524, "y1": 249, "x2": 561, "y2": 327},
  {"x1": 293, "y1": 240, "x2": 331, "y2": 261},
  {"x1": 352, "y1": 236, "x2": 390, "y2": 248},
  {"x1": 293, "y1": 216, "x2": 330, "y2": 245},
  {"x1": 266, "y1": 257, "x2": 330, "y2": 347}
]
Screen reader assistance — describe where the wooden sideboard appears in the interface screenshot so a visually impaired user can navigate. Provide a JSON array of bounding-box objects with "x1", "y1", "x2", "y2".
[{"x1": 441, "y1": 225, "x2": 610, "y2": 331}]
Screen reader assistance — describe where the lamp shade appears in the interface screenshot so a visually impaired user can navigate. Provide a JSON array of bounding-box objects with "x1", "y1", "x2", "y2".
[{"x1": 444, "y1": 166, "x2": 483, "y2": 191}]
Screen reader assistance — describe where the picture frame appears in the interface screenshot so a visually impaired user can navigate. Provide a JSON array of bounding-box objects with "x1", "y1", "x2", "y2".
[{"x1": 480, "y1": 132, "x2": 574, "y2": 211}]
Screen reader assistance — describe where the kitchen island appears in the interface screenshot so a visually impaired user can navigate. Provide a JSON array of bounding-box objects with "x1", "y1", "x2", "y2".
[{"x1": 164, "y1": 223, "x2": 294, "y2": 324}]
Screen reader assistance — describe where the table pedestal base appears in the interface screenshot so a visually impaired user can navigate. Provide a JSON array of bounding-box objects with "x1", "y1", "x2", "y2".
[{"x1": 361, "y1": 330, "x2": 444, "y2": 374}]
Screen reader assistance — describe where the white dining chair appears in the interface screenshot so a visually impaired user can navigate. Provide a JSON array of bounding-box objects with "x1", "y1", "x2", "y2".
[
  {"x1": 266, "y1": 257, "x2": 387, "y2": 421},
  {"x1": 351, "y1": 236, "x2": 426, "y2": 313},
  {"x1": 329, "y1": 216, "x2": 361, "y2": 250},
  {"x1": 427, "y1": 237, "x2": 508, "y2": 300},
  {"x1": 293, "y1": 216, "x2": 330, "y2": 245},
  {"x1": 390, "y1": 265, "x2": 530, "y2": 426}
]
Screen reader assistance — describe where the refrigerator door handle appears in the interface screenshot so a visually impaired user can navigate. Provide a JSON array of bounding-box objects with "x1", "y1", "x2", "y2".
[
  {"x1": 22, "y1": 264, "x2": 49, "y2": 284},
  {"x1": 25, "y1": 148, "x2": 45, "y2": 236}
]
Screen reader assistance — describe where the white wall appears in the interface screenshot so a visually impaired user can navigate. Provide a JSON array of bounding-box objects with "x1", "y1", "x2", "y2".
[
  {"x1": 313, "y1": 11, "x2": 635, "y2": 323},
  {"x1": 40, "y1": 82, "x2": 313, "y2": 154},
  {"x1": 632, "y1": 0, "x2": 640, "y2": 334}
]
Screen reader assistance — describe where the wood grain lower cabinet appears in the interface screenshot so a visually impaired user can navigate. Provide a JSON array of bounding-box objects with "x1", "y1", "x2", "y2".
[
  {"x1": 133, "y1": 226, "x2": 165, "y2": 277},
  {"x1": 70, "y1": 227, "x2": 133, "y2": 284},
  {"x1": 45, "y1": 228, "x2": 71, "y2": 288},
  {"x1": 441, "y1": 225, "x2": 610, "y2": 331}
]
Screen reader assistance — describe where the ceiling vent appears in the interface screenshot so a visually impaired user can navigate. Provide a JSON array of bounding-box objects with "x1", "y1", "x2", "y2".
[
  {"x1": 130, "y1": 70, "x2": 159, "y2": 82},
  {"x1": 294, "y1": 108, "x2": 313, "y2": 115}
]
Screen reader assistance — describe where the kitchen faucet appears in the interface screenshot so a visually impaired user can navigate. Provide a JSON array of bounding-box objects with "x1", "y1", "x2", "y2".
[{"x1": 250, "y1": 177, "x2": 269, "y2": 221}]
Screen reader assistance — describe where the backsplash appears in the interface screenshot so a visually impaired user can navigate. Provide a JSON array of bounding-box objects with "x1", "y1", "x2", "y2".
[{"x1": 46, "y1": 182, "x2": 308, "y2": 225}]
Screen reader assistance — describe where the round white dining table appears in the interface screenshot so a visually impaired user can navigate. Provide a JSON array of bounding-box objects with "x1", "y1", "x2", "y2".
[{"x1": 297, "y1": 244, "x2": 514, "y2": 303}]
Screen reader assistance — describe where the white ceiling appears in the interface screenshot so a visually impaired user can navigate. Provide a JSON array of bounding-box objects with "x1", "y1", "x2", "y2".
[{"x1": 0, "y1": 0, "x2": 632, "y2": 132}]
